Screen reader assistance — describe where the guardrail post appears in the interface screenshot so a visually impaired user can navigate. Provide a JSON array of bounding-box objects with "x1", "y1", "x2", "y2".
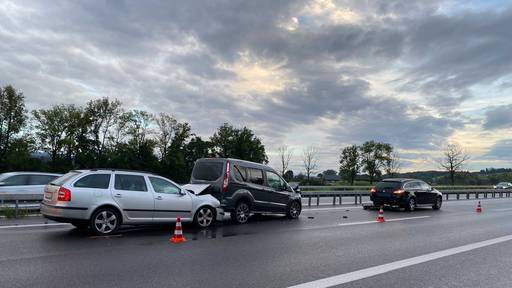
[
  {"x1": 492, "y1": 191, "x2": 495, "y2": 198},
  {"x1": 332, "y1": 195, "x2": 336, "y2": 205},
  {"x1": 359, "y1": 193, "x2": 362, "y2": 204},
  {"x1": 500, "y1": 192, "x2": 503, "y2": 198},
  {"x1": 15, "y1": 199, "x2": 19, "y2": 218},
  {"x1": 484, "y1": 192, "x2": 487, "y2": 198},
  {"x1": 466, "y1": 192, "x2": 469, "y2": 199},
  {"x1": 316, "y1": 195, "x2": 320, "y2": 206},
  {"x1": 445, "y1": 194, "x2": 449, "y2": 201},
  {"x1": 354, "y1": 195, "x2": 357, "y2": 205},
  {"x1": 339, "y1": 195, "x2": 342, "y2": 205},
  {"x1": 308, "y1": 196, "x2": 311, "y2": 207},
  {"x1": 456, "y1": 193, "x2": 459, "y2": 200},
  {"x1": 476, "y1": 192, "x2": 479, "y2": 199}
]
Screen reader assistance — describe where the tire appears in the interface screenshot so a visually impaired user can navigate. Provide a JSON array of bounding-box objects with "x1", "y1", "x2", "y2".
[
  {"x1": 287, "y1": 201, "x2": 301, "y2": 219},
  {"x1": 432, "y1": 196, "x2": 442, "y2": 210},
  {"x1": 194, "y1": 206, "x2": 216, "y2": 228},
  {"x1": 89, "y1": 207, "x2": 120, "y2": 236},
  {"x1": 404, "y1": 197, "x2": 416, "y2": 212},
  {"x1": 231, "y1": 201, "x2": 250, "y2": 224}
]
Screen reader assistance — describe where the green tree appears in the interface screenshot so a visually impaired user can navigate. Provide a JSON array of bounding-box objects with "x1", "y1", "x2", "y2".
[
  {"x1": 359, "y1": 141, "x2": 392, "y2": 184},
  {"x1": 339, "y1": 145, "x2": 360, "y2": 185},
  {"x1": 85, "y1": 97, "x2": 122, "y2": 162},
  {"x1": 32, "y1": 105, "x2": 70, "y2": 166},
  {"x1": 210, "y1": 123, "x2": 267, "y2": 163},
  {"x1": 0, "y1": 85, "x2": 27, "y2": 168}
]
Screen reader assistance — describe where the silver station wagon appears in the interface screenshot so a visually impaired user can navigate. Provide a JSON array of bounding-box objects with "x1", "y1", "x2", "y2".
[{"x1": 41, "y1": 169, "x2": 223, "y2": 235}]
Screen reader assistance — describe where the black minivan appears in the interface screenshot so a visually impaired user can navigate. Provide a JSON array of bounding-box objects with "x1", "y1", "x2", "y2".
[
  {"x1": 370, "y1": 178, "x2": 443, "y2": 211},
  {"x1": 190, "y1": 158, "x2": 302, "y2": 224}
]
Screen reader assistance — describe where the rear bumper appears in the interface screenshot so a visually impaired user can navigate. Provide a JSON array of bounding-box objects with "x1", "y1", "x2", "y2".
[
  {"x1": 370, "y1": 195, "x2": 408, "y2": 206},
  {"x1": 40, "y1": 203, "x2": 89, "y2": 221}
]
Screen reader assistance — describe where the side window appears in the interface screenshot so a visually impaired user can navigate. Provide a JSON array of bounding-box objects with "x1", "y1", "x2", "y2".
[
  {"x1": 114, "y1": 174, "x2": 148, "y2": 192},
  {"x1": 1, "y1": 175, "x2": 29, "y2": 186},
  {"x1": 149, "y1": 177, "x2": 180, "y2": 194},
  {"x1": 404, "y1": 182, "x2": 417, "y2": 190},
  {"x1": 74, "y1": 174, "x2": 111, "y2": 189},
  {"x1": 265, "y1": 171, "x2": 284, "y2": 190},
  {"x1": 29, "y1": 175, "x2": 58, "y2": 185},
  {"x1": 420, "y1": 182, "x2": 431, "y2": 190},
  {"x1": 234, "y1": 165, "x2": 247, "y2": 182},
  {"x1": 248, "y1": 168, "x2": 264, "y2": 185}
]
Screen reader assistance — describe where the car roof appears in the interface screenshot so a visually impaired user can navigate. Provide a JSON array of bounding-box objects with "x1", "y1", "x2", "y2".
[
  {"x1": 381, "y1": 178, "x2": 422, "y2": 183},
  {"x1": 0, "y1": 171, "x2": 62, "y2": 177},
  {"x1": 196, "y1": 157, "x2": 276, "y2": 172},
  {"x1": 76, "y1": 168, "x2": 158, "y2": 176}
]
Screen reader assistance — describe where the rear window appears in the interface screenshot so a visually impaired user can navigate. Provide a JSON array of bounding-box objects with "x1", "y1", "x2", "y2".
[
  {"x1": 1, "y1": 175, "x2": 29, "y2": 186},
  {"x1": 29, "y1": 175, "x2": 59, "y2": 185},
  {"x1": 376, "y1": 181, "x2": 402, "y2": 190},
  {"x1": 51, "y1": 171, "x2": 82, "y2": 186},
  {"x1": 74, "y1": 174, "x2": 111, "y2": 189},
  {"x1": 192, "y1": 161, "x2": 224, "y2": 181}
]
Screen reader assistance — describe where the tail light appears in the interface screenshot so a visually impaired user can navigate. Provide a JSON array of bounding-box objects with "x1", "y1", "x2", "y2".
[
  {"x1": 57, "y1": 187, "x2": 71, "y2": 201},
  {"x1": 222, "y1": 161, "x2": 230, "y2": 193},
  {"x1": 393, "y1": 189, "x2": 404, "y2": 195},
  {"x1": 370, "y1": 187, "x2": 376, "y2": 193}
]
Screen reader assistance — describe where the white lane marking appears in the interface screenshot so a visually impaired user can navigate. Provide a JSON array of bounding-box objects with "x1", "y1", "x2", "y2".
[
  {"x1": 0, "y1": 223, "x2": 70, "y2": 229},
  {"x1": 299, "y1": 216, "x2": 431, "y2": 231},
  {"x1": 492, "y1": 208, "x2": 512, "y2": 212},
  {"x1": 288, "y1": 234, "x2": 512, "y2": 288}
]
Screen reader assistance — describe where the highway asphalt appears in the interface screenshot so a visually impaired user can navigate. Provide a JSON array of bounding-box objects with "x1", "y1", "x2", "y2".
[{"x1": 1, "y1": 198, "x2": 512, "y2": 287}]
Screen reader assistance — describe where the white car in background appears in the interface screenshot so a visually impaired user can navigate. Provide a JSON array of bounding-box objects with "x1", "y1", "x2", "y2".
[
  {"x1": 0, "y1": 172, "x2": 62, "y2": 195},
  {"x1": 41, "y1": 169, "x2": 223, "y2": 235},
  {"x1": 493, "y1": 182, "x2": 512, "y2": 189}
]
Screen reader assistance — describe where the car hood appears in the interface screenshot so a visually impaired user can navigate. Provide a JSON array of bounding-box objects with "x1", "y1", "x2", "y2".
[{"x1": 182, "y1": 184, "x2": 211, "y2": 195}]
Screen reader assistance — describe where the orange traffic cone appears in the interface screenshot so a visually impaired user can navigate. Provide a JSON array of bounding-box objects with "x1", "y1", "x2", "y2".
[
  {"x1": 476, "y1": 201, "x2": 482, "y2": 213},
  {"x1": 170, "y1": 217, "x2": 186, "y2": 243},
  {"x1": 376, "y1": 206, "x2": 385, "y2": 222}
]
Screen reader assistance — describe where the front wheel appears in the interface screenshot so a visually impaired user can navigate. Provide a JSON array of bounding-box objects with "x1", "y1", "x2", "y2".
[
  {"x1": 231, "y1": 202, "x2": 250, "y2": 224},
  {"x1": 287, "y1": 201, "x2": 301, "y2": 219},
  {"x1": 404, "y1": 197, "x2": 416, "y2": 212},
  {"x1": 194, "y1": 206, "x2": 216, "y2": 228},
  {"x1": 89, "y1": 208, "x2": 120, "y2": 236},
  {"x1": 432, "y1": 196, "x2": 442, "y2": 210}
]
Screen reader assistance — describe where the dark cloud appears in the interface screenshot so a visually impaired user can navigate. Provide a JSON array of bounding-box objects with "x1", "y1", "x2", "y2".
[
  {"x1": 483, "y1": 104, "x2": 512, "y2": 130},
  {"x1": 1, "y1": 0, "x2": 511, "y2": 168},
  {"x1": 483, "y1": 139, "x2": 512, "y2": 160}
]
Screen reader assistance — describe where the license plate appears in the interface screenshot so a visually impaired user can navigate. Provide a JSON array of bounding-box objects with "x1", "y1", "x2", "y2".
[{"x1": 44, "y1": 192, "x2": 53, "y2": 200}]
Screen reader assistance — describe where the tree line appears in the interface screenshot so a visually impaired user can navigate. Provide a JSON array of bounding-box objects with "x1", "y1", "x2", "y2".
[{"x1": 0, "y1": 85, "x2": 267, "y2": 183}]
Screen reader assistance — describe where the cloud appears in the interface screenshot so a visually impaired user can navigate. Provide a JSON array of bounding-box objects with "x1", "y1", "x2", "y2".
[
  {"x1": 483, "y1": 104, "x2": 512, "y2": 130},
  {"x1": 1, "y1": 0, "x2": 512, "y2": 171},
  {"x1": 483, "y1": 139, "x2": 512, "y2": 160}
]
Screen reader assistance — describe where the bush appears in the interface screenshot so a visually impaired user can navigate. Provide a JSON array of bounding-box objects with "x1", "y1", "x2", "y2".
[{"x1": 0, "y1": 205, "x2": 26, "y2": 218}]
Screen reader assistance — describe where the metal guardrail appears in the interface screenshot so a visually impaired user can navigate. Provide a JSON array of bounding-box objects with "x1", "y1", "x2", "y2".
[
  {"x1": 301, "y1": 185, "x2": 494, "y2": 191},
  {"x1": 0, "y1": 194, "x2": 43, "y2": 218},
  {"x1": 1, "y1": 189, "x2": 511, "y2": 218},
  {"x1": 301, "y1": 189, "x2": 510, "y2": 206}
]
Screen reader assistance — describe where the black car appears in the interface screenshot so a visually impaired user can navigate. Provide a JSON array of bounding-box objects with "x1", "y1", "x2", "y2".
[
  {"x1": 370, "y1": 178, "x2": 442, "y2": 211},
  {"x1": 190, "y1": 158, "x2": 302, "y2": 224}
]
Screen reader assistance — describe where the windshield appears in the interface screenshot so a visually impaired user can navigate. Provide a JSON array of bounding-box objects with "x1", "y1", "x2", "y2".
[{"x1": 50, "y1": 171, "x2": 82, "y2": 186}]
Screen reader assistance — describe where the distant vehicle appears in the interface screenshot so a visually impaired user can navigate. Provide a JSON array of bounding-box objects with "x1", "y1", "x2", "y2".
[
  {"x1": 41, "y1": 169, "x2": 223, "y2": 235},
  {"x1": 370, "y1": 178, "x2": 442, "y2": 211},
  {"x1": 0, "y1": 172, "x2": 62, "y2": 195},
  {"x1": 494, "y1": 182, "x2": 512, "y2": 189},
  {"x1": 190, "y1": 158, "x2": 302, "y2": 224}
]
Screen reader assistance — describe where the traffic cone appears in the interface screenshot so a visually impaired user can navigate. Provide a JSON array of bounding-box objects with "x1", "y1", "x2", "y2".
[
  {"x1": 476, "y1": 201, "x2": 482, "y2": 213},
  {"x1": 376, "y1": 206, "x2": 385, "y2": 222},
  {"x1": 170, "y1": 217, "x2": 186, "y2": 243}
]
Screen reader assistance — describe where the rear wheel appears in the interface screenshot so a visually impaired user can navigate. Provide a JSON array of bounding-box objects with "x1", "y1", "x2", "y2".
[
  {"x1": 89, "y1": 208, "x2": 120, "y2": 236},
  {"x1": 432, "y1": 196, "x2": 442, "y2": 210},
  {"x1": 194, "y1": 206, "x2": 215, "y2": 228},
  {"x1": 231, "y1": 201, "x2": 250, "y2": 224},
  {"x1": 287, "y1": 201, "x2": 301, "y2": 219},
  {"x1": 405, "y1": 197, "x2": 416, "y2": 212}
]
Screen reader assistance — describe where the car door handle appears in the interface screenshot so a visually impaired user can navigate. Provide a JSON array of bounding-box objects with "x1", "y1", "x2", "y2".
[
  {"x1": 114, "y1": 193, "x2": 122, "y2": 198},
  {"x1": 155, "y1": 196, "x2": 163, "y2": 200}
]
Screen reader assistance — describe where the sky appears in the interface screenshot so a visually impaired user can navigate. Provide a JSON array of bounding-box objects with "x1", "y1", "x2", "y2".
[{"x1": 0, "y1": 0, "x2": 511, "y2": 173}]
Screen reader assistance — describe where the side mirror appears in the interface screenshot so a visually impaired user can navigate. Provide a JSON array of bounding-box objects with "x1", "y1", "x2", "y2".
[
  {"x1": 290, "y1": 183, "x2": 300, "y2": 193},
  {"x1": 179, "y1": 189, "x2": 188, "y2": 196}
]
